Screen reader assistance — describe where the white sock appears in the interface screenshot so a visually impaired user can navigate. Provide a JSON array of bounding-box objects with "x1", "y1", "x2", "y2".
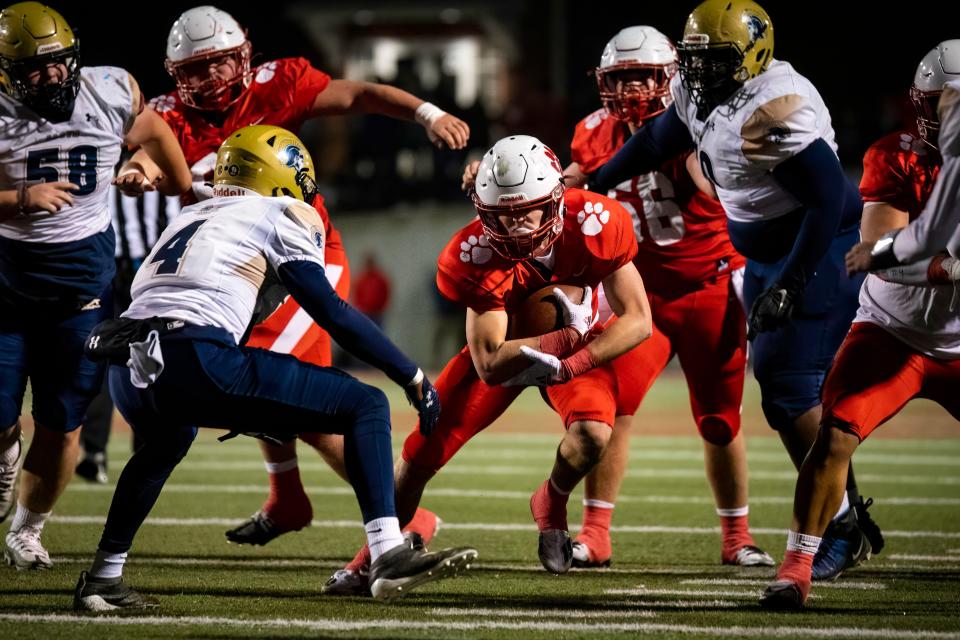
[
  {"x1": 264, "y1": 457, "x2": 298, "y2": 474},
  {"x1": 831, "y1": 493, "x2": 851, "y2": 522},
  {"x1": 583, "y1": 499, "x2": 615, "y2": 509},
  {"x1": 1, "y1": 427, "x2": 20, "y2": 466},
  {"x1": 366, "y1": 517, "x2": 404, "y2": 563},
  {"x1": 716, "y1": 505, "x2": 749, "y2": 518},
  {"x1": 786, "y1": 529, "x2": 822, "y2": 556},
  {"x1": 89, "y1": 549, "x2": 128, "y2": 580},
  {"x1": 10, "y1": 503, "x2": 50, "y2": 533}
]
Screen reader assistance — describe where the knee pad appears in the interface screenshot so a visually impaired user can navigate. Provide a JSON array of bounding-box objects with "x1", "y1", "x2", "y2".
[{"x1": 696, "y1": 414, "x2": 740, "y2": 446}]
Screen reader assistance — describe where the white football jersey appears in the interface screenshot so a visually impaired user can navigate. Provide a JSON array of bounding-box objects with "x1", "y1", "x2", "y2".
[
  {"x1": 124, "y1": 194, "x2": 327, "y2": 343},
  {"x1": 671, "y1": 59, "x2": 838, "y2": 223},
  {"x1": 0, "y1": 66, "x2": 135, "y2": 243}
]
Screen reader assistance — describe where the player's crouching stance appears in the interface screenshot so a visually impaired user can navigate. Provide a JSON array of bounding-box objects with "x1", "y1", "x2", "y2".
[{"x1": 72, "y1": 125, "x2": 476, "y2": 611}]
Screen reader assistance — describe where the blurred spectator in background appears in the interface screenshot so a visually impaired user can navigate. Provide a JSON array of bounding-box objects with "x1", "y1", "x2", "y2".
[{"x1": 354, "y1": 254, "x2": 392, "y2": 328}]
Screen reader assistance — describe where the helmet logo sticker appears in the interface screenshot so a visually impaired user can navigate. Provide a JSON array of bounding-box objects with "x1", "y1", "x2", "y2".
[
  {"x1": 282, "y1": 144, "x2": 306, "y2": 172},
  {"x1": 746, "y1": 15, "x2": 768, "y2": 47},
  {"x1": 577, "y1": 201, "x2": 611, "y2": 237},
  {"x1": 459, "y1": 234, "x2": 493, "y2": 264}
]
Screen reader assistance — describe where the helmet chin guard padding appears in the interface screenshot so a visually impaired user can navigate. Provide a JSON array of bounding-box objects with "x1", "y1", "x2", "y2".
[
  {"x1": 472, "y1": 135, "x2": 566, "y2": 261},
  {"x1": 595, "y1": 26, "x2": 678, "y2": 127},
  {"x1": 165, "y1": 5, "x2": 252, "y2": 111}
]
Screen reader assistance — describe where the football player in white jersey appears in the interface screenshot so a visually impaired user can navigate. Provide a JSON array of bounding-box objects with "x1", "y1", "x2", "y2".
[
  {"x1": 762, "y1": 56, "x2": 960, "y2": 612},
  {"x1": 72, "y1": 125, "x2": 476, "y2": 610},
  {"x1": 0, "y1": 1, "x2": 191, "y2": 571},
  {"x1": 587, "y1": 0, "x2": 884, "y2": 581}
]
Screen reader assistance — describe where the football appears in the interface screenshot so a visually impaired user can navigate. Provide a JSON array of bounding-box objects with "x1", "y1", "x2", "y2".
[{"x1": 507, "y1": 284, "x2": 585, "y2": 339}]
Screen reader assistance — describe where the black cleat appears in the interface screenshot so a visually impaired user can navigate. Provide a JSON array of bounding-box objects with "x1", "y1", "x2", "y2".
[
  {"x1": 538, "y1": 529, "x2": 573, "y2": 574},
  {"x1": 812, "y1": 498, "x2": 881, "y2": 581},
  {"x1": 76, "y1": 454, "x2": 108, "y2": 485},
  {"x1": 759, "y1": 580, "x2": 806, "y2": 611},
  {"x1": 225, "y1": 511, "x2": 309, "y2": 546},
  {"x1": 73, "y1": 571, "x2": 159, "y2": 611},
  {"x1": 368, "y1": 538, "x2": 477, "y2": 600},
  {"x1": 854, "y1": 497, "x2": 885, "y2": 555}
]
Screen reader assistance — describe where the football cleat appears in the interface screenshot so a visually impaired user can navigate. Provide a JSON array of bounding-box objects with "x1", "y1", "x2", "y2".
[
  {"x1": 571, "y1": 540, "x2": 611, "y2": 568},
  {"x1": 537, "y1": 529, "x2": 573, "y2": 574},
  {"x1": 224, "y1": 510, "x2": 310, "y2": 546},
  {"x1": 758, "y1": 579, "x2": 806, "y2": 612},
  {"x1": 73, "y1": 571, "x2": 159, "y2": 611},
  {"x1": 75, "y1": 453, "x2": 109, "y2": 485},
  {"x1": 368, "y1": 538, "x2": 477, "y2": 600},
  {"x1": 812, "y1": 498, "x2": 881, "y2": 581},
  {"x1": 4, "y1": 526, "x2": 52, "y2": 570},
  {"x1": 321, "y1": 531, "x2": 427, "y2": 598},
  {"x1": 0, "y1": 433, "x2": 22, "y2": 523},
  {"x1": 724, "y1": 544, "x2": 775, "y2": 567}
]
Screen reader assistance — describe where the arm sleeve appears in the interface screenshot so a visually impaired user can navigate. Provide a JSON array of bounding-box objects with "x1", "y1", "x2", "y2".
[
  {"x1": 589, "y1": 105, "x2": 694, "y2": 192},
  {"x1": 769, "y1": 137, "x2": 850, "y2": 288},
  {"x1": 278, "y1": 260, "x2": 418, "y2": 386}
]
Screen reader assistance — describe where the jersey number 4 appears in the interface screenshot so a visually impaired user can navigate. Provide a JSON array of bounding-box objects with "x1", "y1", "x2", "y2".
[
  {"x1": 150, "y1": 219, "x2": 207, "y2": 275},
  {"x1": 27, "y1": 146, "x2": 98, "y2": 195}
]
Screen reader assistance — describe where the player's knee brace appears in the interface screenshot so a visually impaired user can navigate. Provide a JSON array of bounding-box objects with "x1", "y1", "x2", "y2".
[{"x1": 696, "y1": 414, "x2": 740, "y2": 446}]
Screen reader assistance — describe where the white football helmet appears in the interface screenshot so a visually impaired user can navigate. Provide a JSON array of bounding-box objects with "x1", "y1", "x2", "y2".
[
  {"x1": 164, "y1": 6, "x2": 253, "y2": 110},
  {"x1": 595, "y1": 26, "x2": 678, "y2": 126},
  {"x1": 911, "y1": 39, "x2": 960, "y2": 148},
  {"x1": 471, "y1": 135, "x2": 566, "y2": 261}
]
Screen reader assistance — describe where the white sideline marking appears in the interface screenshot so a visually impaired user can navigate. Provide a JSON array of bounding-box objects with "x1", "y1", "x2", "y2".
[
  {"x1": 170, "y1": 460, "x2": 960, "y2": 484},
  {"x1": 3, "y1": 613, "x2": 958, "y2": 638},
  {"x1": 64, "y1": 483, "x2": 960, "y2": 507},
  {"x1": 48, "y1": 515, "x2": 960, "y2": 539},
  {"x1": 887, "y1": 554, "x2": 960, "y2": 563},
  {"x1": 428, "y1": 607, "x2": 656, "y2": 619},
  {"x1": 681, "y1": 578, "x2": 886, "y2": 590},
  {"x1": 604, "y1": 587, "x2": 785, "y2": 599}
]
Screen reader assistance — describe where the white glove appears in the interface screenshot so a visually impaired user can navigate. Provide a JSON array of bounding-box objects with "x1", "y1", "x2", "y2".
[
  {"x1": 555, "y1": 285, "x2": 593, "y2": 336},
  {"x1": 502, "y1": 346, "x2": 561, "y2": 387},
  {"x1": 190, "y1": 152, "x2": 217, "y2": 201}
]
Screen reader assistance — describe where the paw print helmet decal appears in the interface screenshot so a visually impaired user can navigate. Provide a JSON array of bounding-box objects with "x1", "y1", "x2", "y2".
[{"x1": 471, "y1": 135, "x2": 565, "y2": 261}]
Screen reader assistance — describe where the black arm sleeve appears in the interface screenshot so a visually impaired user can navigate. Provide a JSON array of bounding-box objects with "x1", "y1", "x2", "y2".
[
  {"x1": 589, "y1": 105, "x2": 695, "y2": 192},
  {"x1": 278, "y1": 260, "x2": 418, "y2": 386},
  {"x1": 770, "y1": 137, "x2": 859, "y2": 289}
]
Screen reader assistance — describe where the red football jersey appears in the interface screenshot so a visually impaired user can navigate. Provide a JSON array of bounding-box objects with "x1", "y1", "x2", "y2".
[
  {"x1": 860, "y1": 130, "x2": 942, "y2": 220},
  {"x1": 436, "y1": 188, "x2": 638, "y2": 313},
  {"x1": 571, "y1": 108, "x2": 743, "y2": 294}
]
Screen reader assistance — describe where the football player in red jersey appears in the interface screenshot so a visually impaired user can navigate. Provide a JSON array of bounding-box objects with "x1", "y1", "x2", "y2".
[
  {"x1": 761, "y1": 41, "x2": 960, "y2": 611},
  {"x1": 116, "y1": 6, "x2": 470, "y2": 547},
  {"x1": 322, "y1": 134, "x2": 652, "y2": 594},
  {"x1": 462, "y1": 26, "x2": 772, "y2": 570}
]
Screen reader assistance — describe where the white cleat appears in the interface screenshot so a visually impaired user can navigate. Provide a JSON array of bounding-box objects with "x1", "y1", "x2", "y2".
[
  {"x1": 728, "y1": 544, "x2": 775, "y2": 567},
  {"x1": 4, "y1": 526, "x2": 52, "y2": 570},
  {"x1": 0, "y1": 434, "x2": 22, "y2": 524}
]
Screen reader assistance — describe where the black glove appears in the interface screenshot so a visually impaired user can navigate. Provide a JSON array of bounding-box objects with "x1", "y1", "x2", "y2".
[
  {"x1": 747, "y1": 281, "x2": 802, "y2": 340},
  {"x1": 405, "y1": 373, "x2": 441, "y2": 437}
]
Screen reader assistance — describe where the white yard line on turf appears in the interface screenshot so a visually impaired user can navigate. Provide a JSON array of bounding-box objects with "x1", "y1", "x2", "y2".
[
  {"x1": 63, "y1": 483, "x2": 960, "y2": 507},
  {"x1": 887, "y1": 554, "x2": 960, "y2": 562},
  {"x1": 167, "y1": 461, "x2": 960, "y2": 484},
  {"x1": 427, "y1": 607, "x2": 657, "y2": 619},
  {"x1": 603, "y1": 587, "x2": 800, "y2": 599},
  {"x1": 48, "y1": 515, "x2": 960, "y2": 539},
  {"x1": 2, "y1": 614, "x2": 958, "y2": 638},
  {"x1": 680, "y1": 578, "x2": 885, "y2": 590}
]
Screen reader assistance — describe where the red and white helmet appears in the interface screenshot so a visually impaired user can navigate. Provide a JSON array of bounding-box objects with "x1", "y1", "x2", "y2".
[
  {"x1": 471, "y1": 135, "x2": 566, "y2": 261},
  {"x1": 911, "y1": 39, "x2": 960, "y2": 148},
  {"x1": 595, "y1": 26, "x2": 678, "y2": 127},
  {"x1": 164, "y1": 6, "x2": 253, "y2": 111}
]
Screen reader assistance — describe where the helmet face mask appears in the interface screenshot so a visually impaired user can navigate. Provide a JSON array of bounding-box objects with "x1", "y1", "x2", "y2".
[
  {"x1": 472, "y1": 183, "x2": 565, "y2": 261},
  {"x1": 165, "y1": 6, "x2": 252, "y2": 111},
  {"x1": 0, "y1": 2, "x2": 81, "y2": 122},
  {"x1": 596, "y1": 63, "x2": 675, "y2": 126},
  {"x1": 677, "y1": 41, "x2": 745, "y2": 118},
  {"x1": 910, "y1": 85, "x2": 942, "y2": 147}
]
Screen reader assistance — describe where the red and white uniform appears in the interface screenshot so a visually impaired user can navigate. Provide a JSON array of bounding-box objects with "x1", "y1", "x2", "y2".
[
  {"x1": 402, "y1": 188, "x2": 637, "y2": 472},
  {"x1": 822, "y1": 131, "x2": 960, "y2": 441},
  {"x1": 149, "y1": 58, "x2": 349, "y2": 366},
  {"x1": 571, "y1": 109, "x2": 746, "y2": 445}
]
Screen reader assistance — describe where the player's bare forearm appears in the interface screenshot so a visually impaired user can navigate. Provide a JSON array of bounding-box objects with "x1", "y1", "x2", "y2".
[
  {"x1": 125, "y1": 110, "x2": 191, "y2": 195},
  {"x1": 860, "y1": 202, "x2": 909, "y2": 242},
  {"x1": 589, "y1": 263, "x2": 652, "y2": 364},
  {"x1": 466, "y1": 309, "x2": 545, "y2": 386},
  {"x1": 563, "y1": 162, "x2": 588, "y2": 189},
  {"x1": 311, "y1": 79, "x2": 421, "y2": 119}
]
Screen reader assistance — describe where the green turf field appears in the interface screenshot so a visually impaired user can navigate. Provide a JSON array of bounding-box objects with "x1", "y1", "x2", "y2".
[{"x1": 2, "y1": 373, "x2": 959, "y2": 638}]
